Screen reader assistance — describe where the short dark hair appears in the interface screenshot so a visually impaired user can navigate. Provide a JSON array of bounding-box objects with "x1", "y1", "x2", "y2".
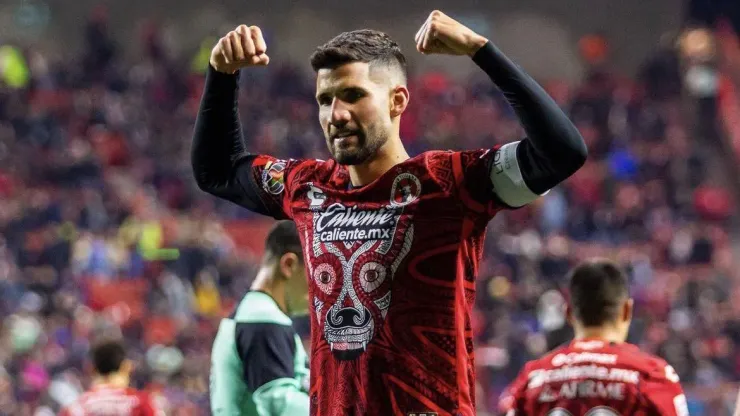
[
  {"x1": 568, "y1": 259, "x2": 629, "y2": 327},
  {"x1": 309, "y1": 29, "x2": 408, "y2": 82},
  {"x1": 264, "y1": 220, "x2": 303, "y2": 263},
  {"x1": 91, "y1": 339, "x2": 126, "y2": 376}
]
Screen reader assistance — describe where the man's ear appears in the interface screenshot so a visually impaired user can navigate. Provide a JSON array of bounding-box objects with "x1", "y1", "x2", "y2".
[
  {"x1": 622, "y1": 298, "x2": 634, "y2": 323},
  {"x1": 120, "y1": 359, "x2": 134, "y2": 376},
  {"x1": 390, "y1": 85, "x2": 410, "y2": 118},
  {"x1": 279, "y1": 252, "x2": 300, "y2": 279},
  {"x1": 565, "y1": 304, "x2": 574, "y2": 326}
]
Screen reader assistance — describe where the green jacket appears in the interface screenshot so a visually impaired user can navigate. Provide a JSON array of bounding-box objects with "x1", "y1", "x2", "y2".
[{"x1": 210, "y1": 291, "x2": 310, "y2": 415}]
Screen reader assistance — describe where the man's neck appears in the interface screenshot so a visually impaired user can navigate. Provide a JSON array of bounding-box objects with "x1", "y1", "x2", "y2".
[
  {"x1": 250, "y1": 268, "x2": 288, "y2": 314},
  {"x1": 348, "y1": 137, "x2": 409, "y2": 187},
  {"x1": 93, "y1": 374, "x2": 129, "y2": 389},
  {"x1": 574, "y1": 327, "x2": 626, "y2": 345}
]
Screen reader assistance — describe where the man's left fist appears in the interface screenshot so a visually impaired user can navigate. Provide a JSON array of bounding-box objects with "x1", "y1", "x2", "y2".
[{"x1": 414, "y1": 10, "x2": 489, "y2": 57}]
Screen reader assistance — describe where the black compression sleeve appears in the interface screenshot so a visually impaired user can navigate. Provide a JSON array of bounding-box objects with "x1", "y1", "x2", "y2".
[
  {"x1": 472, "y1": 41, "x2": 587, "y2": 194},
  {"x1": 191, "y1": 65, "x2": 265, "y2": 211}
]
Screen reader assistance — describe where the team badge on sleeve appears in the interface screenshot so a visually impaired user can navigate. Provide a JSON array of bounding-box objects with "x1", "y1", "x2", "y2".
[{"x1": 261, "y1": 160, "x2": 287, "y2": 195}]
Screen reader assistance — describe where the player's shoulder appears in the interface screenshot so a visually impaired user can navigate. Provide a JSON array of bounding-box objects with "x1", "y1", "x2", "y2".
[
  {"x1": 232, "y1": 291, "x2": 292, "y2": 325},
  {"x1": 406, "y1": 150, "x2": 460, "y2": 192},
  {"x1": 617, "y1": 344, "x2": 679, "y2": 382},
  {"x1": 133, "y1": 388, "x2": 155, "y2": 403},
  {"x1": 115, "y1": 386, "x2": 148, "y2": 400},
  {"x1": 525, "y1": 340, "x2": 625, "y2": 370},
  {"x1": 525, "y1": 343, "x2": 575, "y2": 370},
  {"x1": 417, "y1": 148, "x2": 493, "y2": 163},
  {"x1": 253, "y1": 155, "x2": 332, "y2": 184}
]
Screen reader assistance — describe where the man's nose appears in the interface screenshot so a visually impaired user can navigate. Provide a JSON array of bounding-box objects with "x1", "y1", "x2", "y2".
[{"x1": 330, "y1": 99, "x2": 352, "y2": 127}]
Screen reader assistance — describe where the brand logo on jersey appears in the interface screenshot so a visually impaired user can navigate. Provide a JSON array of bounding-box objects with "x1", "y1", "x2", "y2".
[
  {"x1": 261, "y1": 160, "x2": 286, "y2": 195},
  {"x1": 528, "y1": 365, "x2": 639, "y2": 389},
  {"x1": 407, "y1": 413, "x2": 438, "y2": 416},
  {"x1": 390, "y1": 173, "x2": 421, "y2": 207},
  {"x1": 307, "y1": 184, "x2": 326, "y2": 209},
  {"x1": 551, "y1": 352, "x2": 617, "y2": 367},
  {"x1": 314, "y1": 203, "x2": 400, "y2": 243}
]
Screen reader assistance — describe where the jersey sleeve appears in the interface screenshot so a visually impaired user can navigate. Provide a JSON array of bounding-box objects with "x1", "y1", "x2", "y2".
[
  {"x1": 641, "y1": 363, "x2": 689, "y2": 416},
  {"x1": 138, "y1": 392, "x2": 164, "y2": 416},
  {"x1": 452, "y1": 142, "x2": 546, "y2": 215},
  {"x1": 236, "y1": 155, "x2": 315, "y2": 220},
  {"x1": 498, "y1": 362, "x2": 531, "y2": 415}
]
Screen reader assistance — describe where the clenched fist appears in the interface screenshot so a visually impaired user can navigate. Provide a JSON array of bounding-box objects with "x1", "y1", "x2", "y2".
[
  {"x1": 210, "y1": 25, "x2": 270, "y2": 74},
  {"x1": 414, "y1": 10, "x2": 488, "y2": 57}
]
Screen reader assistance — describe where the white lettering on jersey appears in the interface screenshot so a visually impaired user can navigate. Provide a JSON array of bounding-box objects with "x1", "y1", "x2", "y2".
[
  {"x1": 665, "y1": 365, "x2": 680, "y2": 383},
  {"x1": 552, "y1": 352, "x2": 618, "y2": 367},
  {"x1": 528, "y1": 365, "x2": 639, "y2": 389},
  {"x1": 490, "y1": 141, "x2": 546, "y2": 207},
  {"x1": 80, "y1": 394, "x2": 139, "y2": 414},
  {"x1": 315, "y1": 203, "x2": 401, "y2": 243},
  {"x1": 542, "y1": 381, "x2": 625, "y2": 402},
  {"x1": 673, "y1": 394, "x2": 689, "y2": 416}
]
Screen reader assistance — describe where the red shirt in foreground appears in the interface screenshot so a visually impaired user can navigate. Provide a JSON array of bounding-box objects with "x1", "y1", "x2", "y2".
[
  {"x1": 499, "y1": 339, "x2": 689, "y2": 416},
  {"x1": 59, "y1": 384, "x2": 160, "y2": 416},
  {"x1": 249, "y1": 149, "x2": 511, "y2": 415}
]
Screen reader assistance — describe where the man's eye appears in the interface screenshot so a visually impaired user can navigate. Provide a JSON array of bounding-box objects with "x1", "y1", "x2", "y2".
[{"x1": 344, "y1": 91, "x2": 362, "y2": 102}]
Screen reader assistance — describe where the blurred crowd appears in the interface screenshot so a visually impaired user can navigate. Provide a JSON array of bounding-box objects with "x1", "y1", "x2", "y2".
[{"x1": 1, "y1": 9, "x2": 739, "y2": 416}]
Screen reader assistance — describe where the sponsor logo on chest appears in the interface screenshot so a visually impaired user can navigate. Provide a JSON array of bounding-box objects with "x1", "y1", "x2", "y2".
[{"x1": 315, "y1": 203, "x2": 401, "y2": 242}]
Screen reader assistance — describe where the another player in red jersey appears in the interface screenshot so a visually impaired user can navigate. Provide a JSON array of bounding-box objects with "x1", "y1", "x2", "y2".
[
  {"x1": 60, "y1": 339, "x2": 161, "y2": 416},
  {"x1": 192, "y1": 10, "x2": 587, "y2": 416},
  {"x1": 499, "y1": 260, "x2": 689, "y2": 416}
]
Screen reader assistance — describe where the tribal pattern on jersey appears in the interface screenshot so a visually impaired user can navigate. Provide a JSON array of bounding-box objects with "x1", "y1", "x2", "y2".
[{"x1": 306, "y1": 179, "x2": 416, "y2": 360}]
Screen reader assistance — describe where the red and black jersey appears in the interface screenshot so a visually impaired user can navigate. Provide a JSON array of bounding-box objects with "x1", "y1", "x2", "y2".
[
  {"x1": 59, "y1": 384, "x2": 162, "y2": 416},
  {"x1": 243, "y1": 149, "x2": 505, "y2": 415},
  {"x1": 499, "y1": 339, "x2": 689, "y2": 416}
]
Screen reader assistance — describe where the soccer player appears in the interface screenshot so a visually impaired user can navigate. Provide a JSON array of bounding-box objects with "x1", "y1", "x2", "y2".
[
  {"x1": 210, "y1": 220, "x2": 310, "y2": 415},
  {"x1": 59, "y1": 339, "x2": 162, "y2": 416},
  {"x1": 192, "y1": 10, "x2": 587, "y2": 415},
  {"x1": 499, "y1": 260, "x2": 689, "y2": 416}
]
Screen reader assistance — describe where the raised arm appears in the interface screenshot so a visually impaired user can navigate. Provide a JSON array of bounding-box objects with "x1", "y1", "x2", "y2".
[
  {"x1": 470, "y1": 40, "x2": 587, "y2": 195},
  {"x1": 191, "y1": 25, "x2": 271, "y2": 211},
  {"x1": 415, "y1": 11, "x2": 587, "y2": 208}
]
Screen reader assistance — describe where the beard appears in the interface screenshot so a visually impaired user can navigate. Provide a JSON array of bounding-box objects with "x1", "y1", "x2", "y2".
[{"x1": 328, "y1": 126, "x2": 387, "y2": 165}]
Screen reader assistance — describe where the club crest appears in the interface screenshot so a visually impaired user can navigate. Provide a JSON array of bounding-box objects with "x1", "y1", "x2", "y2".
[{"x1": 390, "y1": 173, "x2": 421, "y2": 207}]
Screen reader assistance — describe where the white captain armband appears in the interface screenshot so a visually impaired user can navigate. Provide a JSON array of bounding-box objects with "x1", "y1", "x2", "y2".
[{"x1": 490, "y1": 141, "x2": 547, "y2": 207}]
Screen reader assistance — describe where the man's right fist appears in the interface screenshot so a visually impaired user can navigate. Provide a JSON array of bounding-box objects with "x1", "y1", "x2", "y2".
[{"x1": 210, "y1": 25, "x2": 270, "y2": 74}]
